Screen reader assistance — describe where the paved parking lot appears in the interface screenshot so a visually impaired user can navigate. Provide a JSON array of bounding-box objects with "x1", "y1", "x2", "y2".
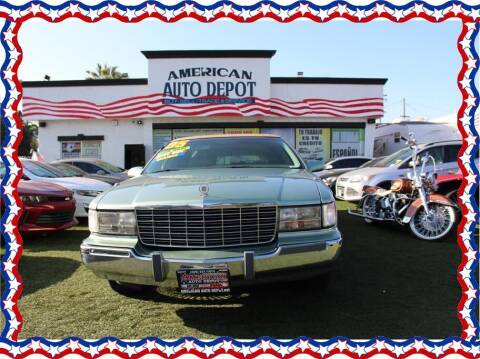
[{"x1": 14, "y1": 201, "x2": 461, "y2": 338}]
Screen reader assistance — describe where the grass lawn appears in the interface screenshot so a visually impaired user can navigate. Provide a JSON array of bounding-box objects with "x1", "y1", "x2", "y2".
[{"x1": 12, "y1": 201, "x2": 461, "y2": 339}]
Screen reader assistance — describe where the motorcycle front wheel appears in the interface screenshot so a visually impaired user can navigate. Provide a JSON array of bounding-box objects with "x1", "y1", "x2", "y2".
[
  {"x1": 409, "y1": 203, "x2": 456, "y2": 241},
  {"x1": 361, "y1": 194, "x2": 379, "y2": 224}
]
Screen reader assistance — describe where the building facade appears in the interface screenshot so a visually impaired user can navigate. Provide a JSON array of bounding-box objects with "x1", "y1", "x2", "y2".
[{"x1": 22, "y1": 50, "x2": 387, "y2": 169}]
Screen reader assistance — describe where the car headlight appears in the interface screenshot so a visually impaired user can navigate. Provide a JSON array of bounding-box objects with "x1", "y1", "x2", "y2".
[
  {"x1": 76, "y1": 189, "x2": 102, "y2": 197},
  {"x1": 88, "y1": 210, "x2": 136, "y2": 235},
  {"x1": 20, "y1": 195, "x2": 49, "y2": 204},
  {"x1": 279, "y1": 206, "x2": 322, "y2": 231},
  {"x1": 350, "y1": 175, "x2": 371, "y2": 183},
  {"x1": 322, "y1": 202, "x2": 337, "y2": 227}
]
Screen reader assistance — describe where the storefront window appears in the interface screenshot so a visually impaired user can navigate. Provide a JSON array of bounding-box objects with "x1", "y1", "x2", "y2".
[
  {"x1": 261, "y1": 128, "x2": 295, "y2": 147},
  {"x1": 153, "y1": 129, "x2": 172, "y2": 152},
  {"x1": 61, "y1": 141, "x2": 81, "y2": 159},
  {"x1": 295, "y1": 128, "x2": 331, "y2": 164},
  {"x1": 331, "y1": 129, "x2": 365, "y2": 158},
  {"x1": 172, "y1": 128, "x2": 224, "y2": 139},
  {"x1": 61, "y1": 141, "x2": 101, "y2": 159}
]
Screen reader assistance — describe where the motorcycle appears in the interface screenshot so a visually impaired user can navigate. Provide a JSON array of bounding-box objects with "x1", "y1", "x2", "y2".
[{"x1": 348, "y1": 133, "x2": 457, "y2": 241}]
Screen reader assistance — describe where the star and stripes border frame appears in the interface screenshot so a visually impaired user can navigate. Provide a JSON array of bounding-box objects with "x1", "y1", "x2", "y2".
[{"x1": 0, "y1": 0, "x2": 478, "y2": 357}]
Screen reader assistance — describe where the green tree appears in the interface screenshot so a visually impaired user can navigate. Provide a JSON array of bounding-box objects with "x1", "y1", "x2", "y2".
[
  {"x1": 86, "y1": 63, "x2": 129, "y2": 80},
  {"x1": 1, "y1": 120, "x2": 38, "y2": 157}
]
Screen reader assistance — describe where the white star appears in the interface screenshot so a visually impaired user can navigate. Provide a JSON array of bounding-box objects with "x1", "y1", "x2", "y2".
[
  {"x1": 9, "y1": 345, "x2": 21, "y2": 357},
  {"x1": 8, "y1": 126, "x2": 20, "y2": 139},
  {"x1": 413, "y1": 3, "x2": 424, "y2": 14},
  {"x1": 317, "y1": 344, "x2": 329, "y2": 357},
  {"x1": 106, "y1": 340, "x2": 118, "y2": 352},
  {"x1": 278, "y1": 345, "x2": 290, "y2": 356},
  {"x1": 3, "y1": 184, "x2": 14, "y2": 196},
  {"x1": 221, "y1": 4, "x2": 232, "y2": 15},
  {"x1": 469, "y1": 8, "x2": 480, "y2": 20},
  {"x1": 165, "y1": 345, "x2": 176, "y2": 357},
  {"x1": 145, "y1": 3, "x2": 156, "y2": 15},
  {"x1": 465, "y1": 96, "x2": 476, "y2": 108},
  {"x1": 469, "y1": 345, "x2": 480, "y2": 356},
  {"x1": 465, "y1": 210, "x2": 476, "y2": 223},
  {"x1": 9, "y1": 88, "x2": 20, "y2": 100},
  {"x1": 460, "y1": 266, "x2": 470, "y2": 279},
  {"x1": 125, "y1": 8, "x2": 136, "y2": 21},
  {"x1": 3, "y1": 222, "x2": 15, "y2": 235},
  {"x1": 3, "y1": 260, "x2": 15, "y2": 272},
  {"x1": 69, "y1": 3, "x2": 80, "y2": 14},
  {"x1": 201, "y1": 9, "x2": 214, "y2": 21},
  {"x1": 48, "y1": 345, "x2": 59, "y2": 356},
  {"x1": 240, "y1": 345, "x2": 251, "y2": 356},
  {"x1": 465, "y1": 287, "x2": 476, "y2": 299},
  {"x1": 460, "y1": 152, "x2": 470, "y2": 164},
  {"x1": 164, "y1": 9, "x2": 175, "y2": 21},
  {"x1": 221, "y1": 340, "x2": 233, "y2": 352},
  {"x1": 298, "y1": 3, "x2": 309, "y2": 15},
  {"x1": 298, "y1": 339, "x2": 310, "y2": 352},
  {"x1": 9, "y1": 317, "x2": 20, "y2": 330},
  {"x1": 336, "y1": 340, "x2": 348, "y2": 352},
  {"x1": 88, "y1": 345, "x2": 99, "y2": 356},
  {"x1": 4, "y1": 30, "x2": 15, "y2": 42},
  {"x1": 30, "y1": 3, "x2": 41, "y2": 15},
  {"x1": 9, "y1": 164, "x2": 19, "y2": 176},
  {"x1": 9, "y1": 9, "x2": 22, "y2": 20},
  {"x1": 3, "y1": 145, "x2": 15, "y2": 158},
  {"x1": 3, "y1": 298, "x2": 14, "y2": 310},
  {"x1": 459, "y1": 38, "x2": 470, "y2": 49},
  {"x1": 413, "y1": 339, "x2": 424, "y2": 351},
  {"x1": 183, "y1": 339, "x2": 195, "y2": 351},
  {"x1": 465, "y1": 248, "x2": 476, "y2": 260},
  {"x1": 355, "y1": 8, "x2": 366, "y2": 20},
  {"x1": 460, "y1": 76, "x2": 471, "y2": 89},
  {"x1": 432, "y1": 345, "x2": 444, "y2": 357},
  {"x1": 260, "y1": 340, "x2": 271, "y2": 352},
  {"x1": 318, "y1": 9, "x2": 329, "y2": 20},
  {"x1": 106, "y1": 4, "x2": 118, "y2": 15},
  {"x1": 10, "y1": 240, "x2": 20, "y2": 253},
  {"x1": 48, "y1": 9, "x2": 60, "y2": 20},
  {"x1": 432, "y1": 9, "x2": 443, "y2": 21},
  {"x1": 374, "y1": 340, "x2": 385, "y2": 351},
  {"x1": 466, "y1": 172, "x2": 476, "y2": 184},
  {"x1": 393, "y1": 9, "x2": 404, "y2": 21},
  {"x1": 88, "y1": 9, "x2": 99, "y2": 21},
  {"x1": 451, "y1": 340, "x2": 463, "y2": 352},
  {"x1": 465, "y1": 326, "x2": 476, "y2": 338},
  {"x1": 3, "y1": 68, "x2": 14, "y2": 81},
  {"x1": 466, "y1": 134, "x2": 477, "y2": 146},
  {"x1": 278, "y1": 8, "x2": 290, "y2": 21},
  {"x1": 260, "y1": 3, "x2": 270, "y2": 15},
  {"x1": 466, "y1": 58, "x2": 477, "y2": 69},
  {"x1": 450, "y1": 4, "x2": 462, "y2": 15},
  {"x1": 392, "y1": 345, "x2": 404, "y2": 356},
  {"x1": 336, "y1": 4, "x2": 348, "y2": 15},
  {"x1": 375, "y1": 3, "x2": 385, "y2": 15},
  {"x1": 9, "y1": 48, "x2": 20, "y2": 60},
  {"x1": 459, "y1": 306, "x2": 471, "y2": 319},
  {"x1": 240, "y1": 8, "x2": 250, "y2": 20},
  {"x1": 355, "y1": 345, "x2": 367, "y2": 355},
  {"x1": 143, "y1": 340, "x2": 157, "y2": 352},
  {"x1": 28, "y1": 340, "x2": 42, "y2": 352},
  {"x1": 125, "y1": 345, "x2": 137, "y2": 356}
]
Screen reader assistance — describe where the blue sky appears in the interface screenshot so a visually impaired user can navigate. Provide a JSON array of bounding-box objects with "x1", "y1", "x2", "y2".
[{"x1": 19, "y1": 19, "x2": 462, "y2": 122}]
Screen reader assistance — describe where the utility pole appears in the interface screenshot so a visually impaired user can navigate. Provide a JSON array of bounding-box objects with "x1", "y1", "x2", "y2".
[{"x1": 400, "y1": 97, "x2": 409, "y2": 121}]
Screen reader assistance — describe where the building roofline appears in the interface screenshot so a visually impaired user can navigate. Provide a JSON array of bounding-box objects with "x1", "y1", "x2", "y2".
[
  {"x1": 271, "y1": 77, "x2": 388, "y2": 85},
  {"x1": 141, "y1": 50, "x2": 277, "y2": 59},
  {"x1": 21, "y1": 78, "x2": 148, "y2": 88}
]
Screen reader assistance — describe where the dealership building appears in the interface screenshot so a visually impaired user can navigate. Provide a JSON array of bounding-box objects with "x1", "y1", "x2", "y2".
[{"x1": 22, "y1": 50, "x2": 387, "y2": 169}]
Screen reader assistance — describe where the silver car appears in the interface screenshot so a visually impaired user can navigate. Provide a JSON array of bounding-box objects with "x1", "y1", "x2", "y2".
[{"x1": 335, "y1": 140, "x2": 461, "y2": 202}]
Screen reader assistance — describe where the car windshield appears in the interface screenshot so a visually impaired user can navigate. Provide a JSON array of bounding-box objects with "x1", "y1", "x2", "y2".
[
  {"x1": 52, "y1": 164, "x2": 84, "y2": 177},
  {"x1": 23, "y1": 161, "x2": 62, "y2": 178},
  {"x1": 360, "y1": 156, "x2": 385, "y2": 168},
  {"x1": 372, "y1": 148, "x2": 412, "y2": 167},
  {"x1": 144, "y1": 137, "x2": 303, "y2": 174},
  {"x1": 95, "y1": 160, "x2": 124, "y2": 173}
]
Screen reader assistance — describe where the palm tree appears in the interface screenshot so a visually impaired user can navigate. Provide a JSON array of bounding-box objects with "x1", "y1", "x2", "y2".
[{"x1": 86, "y1": 63, "x2": 129, "y2": 80}]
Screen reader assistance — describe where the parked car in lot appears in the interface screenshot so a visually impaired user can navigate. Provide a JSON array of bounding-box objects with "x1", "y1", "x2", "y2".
[
  {"x1": 313, "y1": 156, "x2": 372, "y2": 189},
  {"x1": 53, "y1": 159, "x2": 128, "y2": 180},
  {"x1": 81, "y1": 134, "x2": 342, "y2": 295},
  {"x1": 0, "y1": 162, "x2": 78, "y2": 234},
  {"x1": 21, "y1": 159, "x2": 112, "y2": 218},
  {"x1": 335, "y1": 140, "x2": 461, "y2": 202},
  {"x1": 50, "y1": 162, "x2": 125, "y2": 185}
]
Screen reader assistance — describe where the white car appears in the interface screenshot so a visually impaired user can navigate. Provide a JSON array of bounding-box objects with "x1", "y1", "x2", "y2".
[
  {"x1": 335, "y1": 140, "x2": 461, "y2": 202},
  {"x1": 21, "y1": 159, "x2": 112, "y2": 217}
]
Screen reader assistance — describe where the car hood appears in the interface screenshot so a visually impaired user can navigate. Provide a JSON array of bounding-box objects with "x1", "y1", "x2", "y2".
[
  {"x1": 314, "y1": 168, "x2": 349, "y2": 178},
  {"x1": 338, "y1": 166, "x2": 392, "y2": 180},
  {"x1": 93, "y1": 168, "x2": 334, "y2": 210},
  {"x1": 39, "y1": 177, "x2": 112, "y2": 191},
  {"x1": 86, "y1": 174, "x2": 124, "y2": 185},
  {"x1": 19, "y1": 180, "x2": 73, "y2": 197}
]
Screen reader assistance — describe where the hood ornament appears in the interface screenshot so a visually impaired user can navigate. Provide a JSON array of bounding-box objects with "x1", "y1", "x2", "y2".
[{"x1": 199, "y1": 184, "x2": 209, "y2": 196}]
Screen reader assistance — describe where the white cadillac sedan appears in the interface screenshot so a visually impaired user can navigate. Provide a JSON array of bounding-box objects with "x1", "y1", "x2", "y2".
[{"x1": 21, "y1": 159, "x2": 112, "y2": 218}]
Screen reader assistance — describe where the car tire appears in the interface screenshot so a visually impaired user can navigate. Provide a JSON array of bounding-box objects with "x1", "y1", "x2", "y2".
[{"x1": 108, "y1": 280, "x2": 152, "y2": 296}]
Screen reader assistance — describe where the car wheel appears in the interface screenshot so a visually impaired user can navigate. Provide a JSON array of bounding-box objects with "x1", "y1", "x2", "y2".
[{"x1": 108, "y1": 280, "x2": 152, "y2": 296}]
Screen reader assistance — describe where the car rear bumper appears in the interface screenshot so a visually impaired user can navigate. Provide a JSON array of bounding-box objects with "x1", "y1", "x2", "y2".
[{"x1": 81, "y1": 232, "x2": 342, "y2": 287}]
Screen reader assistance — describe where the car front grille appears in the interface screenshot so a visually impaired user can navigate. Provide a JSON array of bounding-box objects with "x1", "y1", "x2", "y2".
[
  {"x1": 36, "y1": 209, "x2": 75, "y2": 225},
  {"x1": 136, "y1": 205, "x2": 278, "y2": 248}
]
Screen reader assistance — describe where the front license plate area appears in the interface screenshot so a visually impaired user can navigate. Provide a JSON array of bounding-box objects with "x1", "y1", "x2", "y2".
[
  {"x1": 337, "y1": 186, "x2": 345, "y2": 197},
  {"x1": 177, "y1": 264, "x2": 230, "y2": 294}
]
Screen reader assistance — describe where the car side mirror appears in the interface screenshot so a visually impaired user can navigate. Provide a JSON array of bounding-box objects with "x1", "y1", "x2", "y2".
[
  {"x1": 96, "y1": 169, "x2": 107, "y2": 175},
  {"x1": 324, "y1": 164, "x2": 333, "y2": 170},
  {"x1": 127, "y1": 166, "x2": 143, "y2": 177}
]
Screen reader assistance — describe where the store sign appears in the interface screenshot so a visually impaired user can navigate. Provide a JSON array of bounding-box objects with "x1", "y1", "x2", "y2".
[
  {"x1": 163, "y1": 67, "x2": 257, "y2": 101},
  {"x1": 224, "y1": 128, "x2": 259, "y2": 135},
  {"x1": 331, "y1": 129, "x2": 365, "y2": 158},
  {"x1": 295, "y1": 129, "x2": 331, "y2": 163}
]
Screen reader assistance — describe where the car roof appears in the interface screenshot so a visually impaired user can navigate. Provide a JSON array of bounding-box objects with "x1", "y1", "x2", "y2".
[
  {"x1": 423, "y1": 140, "x2": 462, "y2": 147},
  {"x1": 329, "y1": 156, "x2": 372, "y2": 161},
  {"x1": 53, "y1": 158, "x2": 102, "y2": 163},
  {"x1": 172, "y1": 134, "x2": 280, "y2": 141}
]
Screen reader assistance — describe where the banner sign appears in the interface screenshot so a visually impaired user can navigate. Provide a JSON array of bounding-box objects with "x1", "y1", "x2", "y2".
[
  {"x1": 331, "y1": 128, "x2": 365, "y2": 158},
  {"x1": 295, "y1": 128, "x2": 331, "y2": 163}
]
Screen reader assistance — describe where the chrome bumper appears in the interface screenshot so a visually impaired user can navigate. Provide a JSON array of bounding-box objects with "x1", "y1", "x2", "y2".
[{"x1": 80, "y1": 237, "x2": 342, "y2": 287}]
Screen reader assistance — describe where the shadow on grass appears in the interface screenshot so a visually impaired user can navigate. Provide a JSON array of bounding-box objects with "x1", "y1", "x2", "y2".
[
  {"x1": 22, "y1": 227, "x2": 88, "y2": 253},
  {"x1": 19, "y1": 255, "x2": 80, "y2": 296}
]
